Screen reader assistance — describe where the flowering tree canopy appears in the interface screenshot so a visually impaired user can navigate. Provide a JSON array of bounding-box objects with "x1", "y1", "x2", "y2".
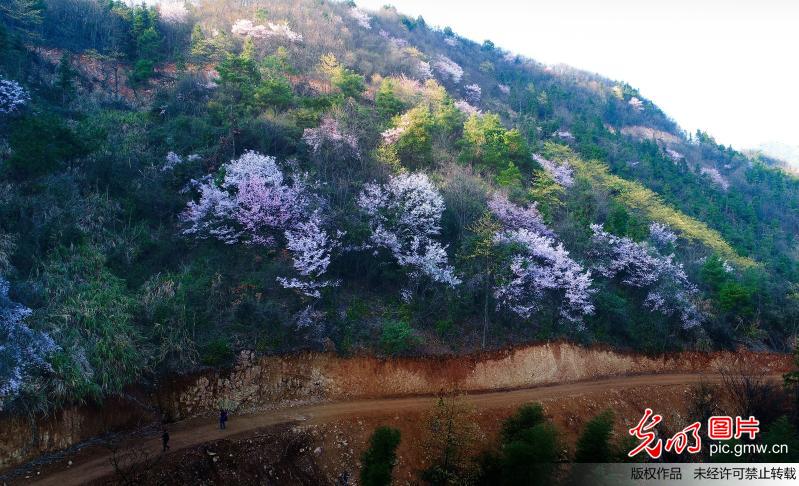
[
  {"x1": 628, "y1": 96, "x2": 644, "y2": 111},
  {"x1": 532, "y1": 154, "x2": 575, "y2": 187},
  {"x1": 181, "y1": 151, "x2": 337, "y2": 297},
  {"x1": 414, "y1": 60, "x2": 433, "y2": 80},
  {"x1": 157, "y1": 1, "x2": 188, "y2": 23},
  {"x1": 358, "y1": 173, "x2": 460, "y2": 287},
  {"x1": 303, "y1": 117, "x2": 360, "y2": 159},
  {"x1": 464, "y1": 83, "x2": 481, "y2": 104},
  {"x1": 454, "y1": 99, "x2": 481, "y2": 117},
  {"x1": 489, "y1": 195, "x2": 594, "y2": 323},
  {"x1": 349, "y1": 7, "x2": 372, "y2": 29},
  {"x1": 1, "y1": 277, "x2": 57, "y2": 409},
  {"x1": 493, "y1": 229, "x2": 594, "y2": 323},
  {"x1": 0, "y1": 77, "x2": 30, "y2": 114},
  {"x1": 589, "y1": 224, "x2": 702, "y2": 328},
  {"x1": 231, "y1": 19, "x2": 303, "y2": 42},
  {"x1": 487, "y1": 193, "x2": 553, "y2": 237},
  {"x1": 433, "y1": 55, "x2": 463, "y2": 83}
]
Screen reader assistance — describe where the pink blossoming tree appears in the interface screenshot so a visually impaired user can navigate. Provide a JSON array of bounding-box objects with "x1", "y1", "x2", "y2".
[{"x1": 181, "y1": 151, "x2": 338, "y2": 297}]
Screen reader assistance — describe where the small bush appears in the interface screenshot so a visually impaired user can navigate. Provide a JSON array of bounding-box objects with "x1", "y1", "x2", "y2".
[
  {"x1": 380, "y1": 320, "x2": 418, "y2": 355},
  {"x1": 360, "y1": 426, "x2": 401, "y2": 486},
  {"x1": 200, "y1": 337, "x2": 234, "y2": 366}
]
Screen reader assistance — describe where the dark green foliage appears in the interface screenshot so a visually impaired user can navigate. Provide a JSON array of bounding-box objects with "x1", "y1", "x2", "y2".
[
  {"x1": 701, "y1": 255, "x2": 728, "y2": 292},
  {"x1": 55, "y1": 52, "x2": 76, "y2": 100},
  {"x1": 718, "y1": 281, "x2": 754, "y2": 317},
  {"x1": 574, "y1": 410, "x2": 614, "y2": 463},
  {"x1": 761, "y1": 416, "x2": 799, "y2": 462},
  {"x1": 360, "y1": 426, "x2": 401, "y2": 486},
  {"x1": 254, "y1": 74, "x2": 293, "y2": 111},
  {"x1": 380, "y1": 320, "x2": 418, "y2": 355},
  {"x1": 478, "y1": 403, "x2": 559, "y2": 486},
  {"x1": 375, "y1": 79, "x2": 405, "y2": 119},
  {"x1": 34, "y1": 245, "x2": 144, "y2": 404},
  {"x1": 0, "y1": 0, "x2": 45, "y2": 40},
  {"x1": 200, "y1": 337, "x2": 234, "y2": 366},
  {"x1": 331, "y1": 66, "x2": 365, "y2": 99},
  {"x1": 5, "y1": 114, "x2": 88, "y2": 178},
  {"x1": 500, "y1": 403, "x2": 545, "y2": 442}
]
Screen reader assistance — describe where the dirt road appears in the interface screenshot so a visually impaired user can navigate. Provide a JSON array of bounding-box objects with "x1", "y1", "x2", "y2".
[{"x1": 18, "y1": 373, "x2": 776, "y2": 486}]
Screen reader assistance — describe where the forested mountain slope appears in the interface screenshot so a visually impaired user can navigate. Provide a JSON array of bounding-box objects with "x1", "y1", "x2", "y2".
[{"x1": 1, "y1": 0, "x2": 798, "y2": 413}]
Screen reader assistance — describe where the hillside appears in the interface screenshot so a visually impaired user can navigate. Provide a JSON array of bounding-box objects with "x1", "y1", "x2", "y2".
[
  {"x1": 1, "y1": 0, "x2": 798, "y2": 415},
  {"x1": 750, "y1": 142, "x2": 799, "y2": 174}
]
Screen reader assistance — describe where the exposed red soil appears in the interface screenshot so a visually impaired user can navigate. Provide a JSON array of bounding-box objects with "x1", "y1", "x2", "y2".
[
  {"x1": 7, "y1": 372, "x2": 785, "y2": 486},
  {"x1": 1, "y1": 342, "x2": 791, "y2": 473}
]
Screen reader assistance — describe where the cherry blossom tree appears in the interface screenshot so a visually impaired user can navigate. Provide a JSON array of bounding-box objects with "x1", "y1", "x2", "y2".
[
  {"x1": 487, "y1": 193, "x2": 553, "y2": 237},
  {"x1": 553, "y1": 130, "x2": 575, "y2": 142},
  {"x1": 157, "y1": 1, "x2": 188, "y2": 23},
  {"x1": 302, "y1": 117, "x2": 360, "y2": 158},
  {"x1": 493, "y1": 229, "x2": 594, "y2": 323},
  {"x1": 276, "y1": 212, "x2": 341, "y2": 298},
  {"x1": 231, "y1": 19, "x2": 302, "y2": 42},
  {"x1": 162, "y1": 151, "x2": 199, "y2": 172},
  {"x1": 433, "y1": 55, "x2": 463, "y2": 83},
  {"x1": 488, "y1": 194, "x2": 594, "y2": 324},
  {"x1": 0, "y1": 77, "x2": 30, "y2": 114},
  {"x1": 464, "y1": 83, "x2": 481, "y2": 104},
  {"x1": 497, "y1": 84, "x2": 511, "y2": 95},
  {"x1": 454, "y1": 100, "x2": 480, "y2": 117},
  {"x1": 589, "y1": 224, "x2": 702, "y2": 328},
  {"x1": 181, "y1": 151, "x2": 338, "y2": 297},
  {"x1": 1, "y1": 276, "x2": 57, "y2": 410},
  {"x1": 628, "y1": 96, "x2": 644, "y2": 112},
  {"x1": 415, "y1": 60, "x2": 433, "y2": 80},
  {"x1": 648, "y1": 222, "x2": 677, "y2": 251},
  {"x1": 532, "y1": 154, "x2": 575, "y2": 187},
  {"x1": 666, "y1": 148, "x2": 684, "y2": 161},
  {"x1": 349, "y1": 7, "x2": 372, "y2": 29},
  {"x1": 358, "y1": 173, "x2": 460, "y2": 289}
]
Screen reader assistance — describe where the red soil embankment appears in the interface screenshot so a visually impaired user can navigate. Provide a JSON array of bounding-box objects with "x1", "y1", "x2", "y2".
[
  {"x1": 0, "y1": 342, "x2": 792, "y2": 471},
  {"x1": 165, "y1": 342, "x2": 790, "y2": 418}
]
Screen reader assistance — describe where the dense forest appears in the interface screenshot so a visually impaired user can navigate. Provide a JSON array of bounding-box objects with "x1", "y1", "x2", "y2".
[{"x1": 1, "y1": 0, "x2": 798, "y2": 414}]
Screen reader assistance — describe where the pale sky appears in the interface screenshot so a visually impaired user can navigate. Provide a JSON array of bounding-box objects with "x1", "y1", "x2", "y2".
[{"x1": 356, "y1": 0, "x2": 799, "y2": 150}]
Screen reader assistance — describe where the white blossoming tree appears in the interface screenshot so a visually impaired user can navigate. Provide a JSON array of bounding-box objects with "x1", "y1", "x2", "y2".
[
  {"x1": 0, "y1": 77, "x2": 30, "y2": 115},
  {"x1": 358, "y1": 173, "x2": 460, "y2": 295},
  {"x1": 493, "y1": 229, "x2": 595, "y2": 323},
  {"x1": 532, "y1": 154, "x2": 574, "y2": 187},
  {"x1": 483, "y1": 194, "x2": 595, "y2": 326},
  {"x1": 1, "y1": 277, "x2": 58, "y2": 410},
  {"x1": 181, "y1": 151, "x2": 338, "y2": 297},
  {"x1": 433, "y1": 55, "x2": 463, "y2": 83},
  {"x1": 464, "y1": 83, "x2": 481, "y2": 104},
  {"x1": 302, "y1": 117, "x2": 360, "y2": 159},
  {"x1": 231, "y1": 19, "x2": 302, "y2": 42},
  {"x1": 589, "y1": 223, "x2": 702, "y2": 328},
  {"x1": 487, "y1": 193, "x2": 553, "y2": 237},
  {"x1": 349, "y1": 7, "x2": 371, "y2": 29}
]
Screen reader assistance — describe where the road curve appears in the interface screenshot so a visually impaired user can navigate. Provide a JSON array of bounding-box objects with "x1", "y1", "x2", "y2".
[{"x1": 21, "y1": 373, "x2": 776, "y2": 486}]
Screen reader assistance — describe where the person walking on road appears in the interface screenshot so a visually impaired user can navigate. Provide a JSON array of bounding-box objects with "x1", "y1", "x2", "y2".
[
  {"x1": 219, "y1": 408, "x2": 228, "y2": 430},
  {"x1": 161, "y1": 428, "x2": 170, "y2": 452}
]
